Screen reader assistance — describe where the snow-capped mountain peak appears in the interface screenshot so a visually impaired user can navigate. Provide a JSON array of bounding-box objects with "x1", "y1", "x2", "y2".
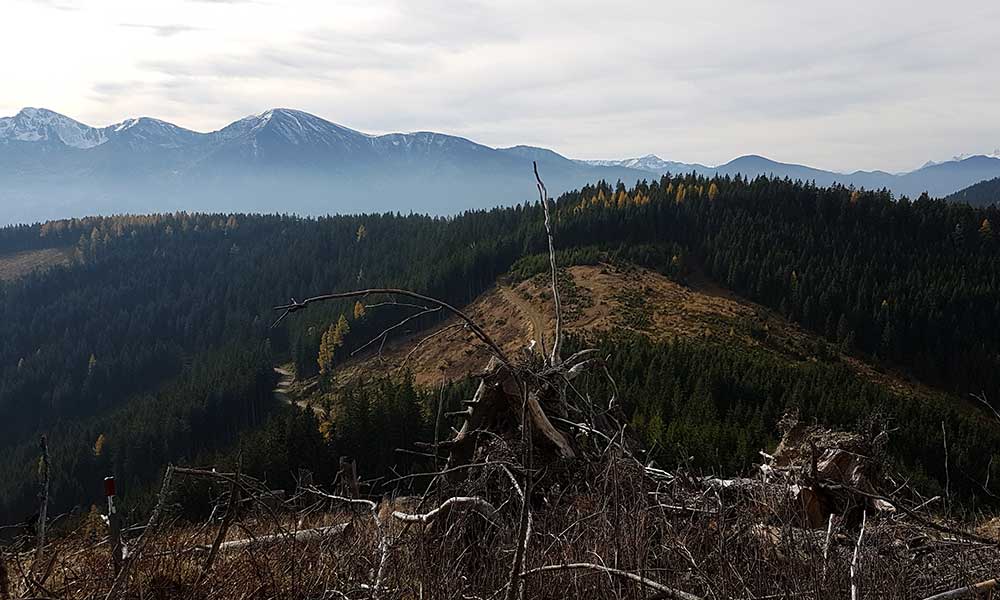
[{"x1": 0, "y1": 107, "x2": 108, "y2": 149}]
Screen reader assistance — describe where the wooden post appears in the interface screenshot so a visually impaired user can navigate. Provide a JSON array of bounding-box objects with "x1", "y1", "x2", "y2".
[{"x1": 105, "y1": 476, "x2": 123, "y2": 576}]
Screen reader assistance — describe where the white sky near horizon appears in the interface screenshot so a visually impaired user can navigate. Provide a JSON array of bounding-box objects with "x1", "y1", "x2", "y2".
[{"x1": 1, "y1": 0, "x2": 999, "y2": 173}]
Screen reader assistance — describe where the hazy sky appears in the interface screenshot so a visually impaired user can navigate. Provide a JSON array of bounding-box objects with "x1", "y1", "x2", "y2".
[{"x1": 3, "y1": 0, "x2": 999, "y2": 172}]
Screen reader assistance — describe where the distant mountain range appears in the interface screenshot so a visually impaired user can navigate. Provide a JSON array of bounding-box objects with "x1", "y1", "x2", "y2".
[
  {"x1": 582, "y1": 153, "x2": 1000, "y2": 206},
  {"x1": 2, "y1": 107, "x2": 999, "y2": 225}
]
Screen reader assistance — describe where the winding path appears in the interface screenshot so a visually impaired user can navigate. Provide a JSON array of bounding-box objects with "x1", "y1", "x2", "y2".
[{"x1": 273, "y1": 367, "x2": 325, "y2": 416}]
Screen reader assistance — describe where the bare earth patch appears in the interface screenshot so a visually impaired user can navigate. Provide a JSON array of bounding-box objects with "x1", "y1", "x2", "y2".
[
  {"x1": 331, "y1": 263, "x2": 946, "y2": 404},
  {"x1": 0, "y1": 246, "x2": 75, "y2": 281}
]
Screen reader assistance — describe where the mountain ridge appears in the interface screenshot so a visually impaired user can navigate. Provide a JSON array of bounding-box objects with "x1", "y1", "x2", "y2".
[{"x1": 3, "y1": 106, "x2": 1000, "y2": 224}]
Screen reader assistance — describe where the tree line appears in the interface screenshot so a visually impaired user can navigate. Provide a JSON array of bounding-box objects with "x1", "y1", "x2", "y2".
[{"x1": 1, "y1": 173, "x2": 998, "y2": 521}]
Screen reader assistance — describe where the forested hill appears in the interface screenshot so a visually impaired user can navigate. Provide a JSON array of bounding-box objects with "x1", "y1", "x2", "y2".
[
  {"x1": 947, "y1": 176, "x2": 1000, "y2": 207},
  {"x1": 1, "y1": 174, "x2": 999, "y2": 523}
]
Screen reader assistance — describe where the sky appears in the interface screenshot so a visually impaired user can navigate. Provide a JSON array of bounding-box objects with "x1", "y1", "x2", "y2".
[{"x1": 2, "y1": 0, "x2": 999, "y2": 173}]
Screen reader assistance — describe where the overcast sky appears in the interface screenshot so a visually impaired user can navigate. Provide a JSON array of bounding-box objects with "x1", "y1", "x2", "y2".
[{"x1": 2, "y1": 0, "x2": 999, "y2": 172}]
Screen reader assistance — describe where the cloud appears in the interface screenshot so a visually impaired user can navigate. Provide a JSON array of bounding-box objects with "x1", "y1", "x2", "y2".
[
  {"x1": 27, "y1": 0, "x2": 78, "y2": 10},
  {"x1": 119, "y1": 23, "x2": 203, "y2": 37},
  {"x1": 11, "y1": 0, "x2": 1000, "y2": 172}
]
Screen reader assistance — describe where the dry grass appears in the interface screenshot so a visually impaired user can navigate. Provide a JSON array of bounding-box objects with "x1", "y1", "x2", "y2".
[
  {"x1": 331, "y1": 263, "x2": 948, "y2": 406},
  {"x1": 6, "y1": 459, "x2": 999, "y2": 600}
]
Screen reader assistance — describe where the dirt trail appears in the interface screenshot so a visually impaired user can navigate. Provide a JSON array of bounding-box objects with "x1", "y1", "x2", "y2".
[
  {"x1": 498, "y1": 285, "x2": 550, "y2": 352},
  {"x1": 273, "y1": 366, "x2": 324, "y2": 416}
]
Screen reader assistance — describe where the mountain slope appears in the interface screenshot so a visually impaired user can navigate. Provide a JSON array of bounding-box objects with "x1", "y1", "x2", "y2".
[
  {"x1": 6, "y1": 106, "x2": 1000, "y2": 225},
  {"x1": 579, "y1": 153, "x2": 1000, "y2": 199},
  {"x1": 0, "y1": 108, "x2": 650, "y2": 225},
  {"x1": 945, "y1": 175, "x2": 1000, "y2": 207},
  {"x1": 332, "y1": 263, "x2": 949, "y2": 406}
]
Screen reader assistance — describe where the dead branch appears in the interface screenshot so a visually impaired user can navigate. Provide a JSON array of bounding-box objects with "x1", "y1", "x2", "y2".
[
  {"x1": 198, "y1": 524, "x2": 349, "y2": 552},
  {"x1": 519, "y1": 563, "x2": 704, "y2": 600},
  {"x1": 390, "y1": 497, "x2": 498, "y2": 524},
  {"x1": 822, "y1": 482, "x2": 997, "y2": 545},
  {"x1": 193, "y1": 457, "x2": 241, "y2": 588},
  {"x1": 502, "y1": 459, "x2": 531, "y2": 600},
  {"x1": 533, "y1": 161, "x2": 562, "y2": 366},
  {"x1": 922, "y1": 579, "x2": 1000, "y2": 600},
  {"x1": 105, "y1": 464, "x2": 175, "y2": 600},
  {"x1": 273, "y1": 288, "x2": 511, "y2": 367},
  {"x1": 303, "y1": 488, "x2": 388, "y2": 599},
  {"x1": 850, "y1": 510, "x2": 866, "y2": 600},
  {"x1": 350, "y1": 305, "x2": 441, "y2": 358}
]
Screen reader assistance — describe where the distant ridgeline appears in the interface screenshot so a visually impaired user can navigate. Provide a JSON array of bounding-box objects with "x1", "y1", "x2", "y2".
[
  {"x1": 947, "y1": 176, "x2": 1000, "y2": 207},
  {"x1": 0, "y1": 173, "x2": 999, "y2": 523}
]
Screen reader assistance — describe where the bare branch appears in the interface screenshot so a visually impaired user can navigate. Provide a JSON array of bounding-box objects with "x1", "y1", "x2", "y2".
[
  {"x1": 922, "y1": 579, "x2": 1000, "y2": 600},
  {"x1": 850, "y1": 509, "x2": 866, "y2": 600},
  {"x1": 105, "y1": 464, "x2": 175, "y2": 600},
  {"x1": 349, "y1": 305, "x2": 441, "y2": 358},
  {"x1": 533, "y1": 161, "x2": 562, "y2": 366},
  {"x1": 193, "y1": 456, "x2": 241, "y2": 588},
  {"x1": 519, "y1": 563, "x2": 704, "y2": 600},
  {"x1": 274, "y1": 288, "x2": 511, "y2": 367},
  {"x1": 391, "y1": 497, "x2": 498, "y2": 524}
]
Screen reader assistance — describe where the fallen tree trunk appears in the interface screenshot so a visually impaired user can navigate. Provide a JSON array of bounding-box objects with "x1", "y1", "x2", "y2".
[{"x1": 197, "y1": 523, "x2": 350, "y2": 553}]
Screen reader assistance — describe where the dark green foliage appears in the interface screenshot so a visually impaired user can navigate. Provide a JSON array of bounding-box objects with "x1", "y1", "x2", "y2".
[
  {"x1": 947, "y1": 176, "x2": 1000, "y2": 207},
  {"x1": 1, "y1": 172, "x2": 999, "y2": 521},
  {"x1": 571, "y1": 333, "x2": 1000, "y2": 506}
]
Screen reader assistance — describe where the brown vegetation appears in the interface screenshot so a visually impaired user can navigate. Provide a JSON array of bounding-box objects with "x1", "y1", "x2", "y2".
[{"x1": 0, "y1": 247, "x2": 74, "y2": 282}]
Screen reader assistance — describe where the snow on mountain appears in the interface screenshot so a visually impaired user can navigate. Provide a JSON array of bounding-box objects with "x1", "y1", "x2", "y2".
[
  {"x1": 102, "y1": 117, "x2": 202, "y2": 149},
  {"x1": 3, "y1": 106, "x2": 1000, "y2": 225},
  {"x1": 580, "y1": 154, "x2": 668, "y2": 171},
  {"x1": 0, "y1": 107, "x2": 108, "y2": 149},
  {"x1": 577, "y1": 154, "x2": 708, "y2": 174}
]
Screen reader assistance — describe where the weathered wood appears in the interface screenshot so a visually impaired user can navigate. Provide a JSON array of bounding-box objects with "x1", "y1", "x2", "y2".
[
  {"x1": 105, "y1": 465, "x2": 174, "y2": 600},
  {"x1": 520, "y1": 563, "x2": 704, "y2": 600},
  {"x1": 922, "y1": 579, "x2": 999, "y2": 600},
  {"x1": 391, "y1": 497, "x2": 498, "y2": 524},
  {"x1": 194, "y1": 460, "x2": 241, "y2": 587},
  {"x1": 202, "y1": 523, "x2": 349, "y2": 552}
]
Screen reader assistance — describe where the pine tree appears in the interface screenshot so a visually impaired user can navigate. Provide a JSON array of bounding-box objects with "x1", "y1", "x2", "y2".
[{"x1": 353, "y1": 301, "x2": 366, "y2": 320}]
